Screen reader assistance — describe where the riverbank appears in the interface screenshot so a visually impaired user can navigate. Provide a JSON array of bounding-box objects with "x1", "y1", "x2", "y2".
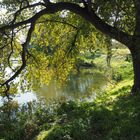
[
  {"x1": 33, "y1": 48, "x2": 138, "y2": 140},
  {"x1": 1, "y1": 67, "x2": 134, "y2": 140},
  {"x1": 35, "y1": 80, "x2": 138, "y2": 140},
  {"x1": 1, "y1": 48, "x2": 137, "y2": 140},
  {"x1": 1, "y1": 78, "x2": 135, "y2": 140}
]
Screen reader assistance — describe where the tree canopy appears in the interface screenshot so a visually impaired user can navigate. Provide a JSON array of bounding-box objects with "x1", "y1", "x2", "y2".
[{"x1": 0, "y1": 0, "x2": 140, "y2": 97}]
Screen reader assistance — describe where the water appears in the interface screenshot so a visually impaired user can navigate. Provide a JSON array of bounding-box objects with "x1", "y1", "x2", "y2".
[
  {"x1": 36, "y1": 69, "x2": 106, "y2": 101},
  {"x1": 0, "y1": 69, "x2": 107, "y2": 104}
]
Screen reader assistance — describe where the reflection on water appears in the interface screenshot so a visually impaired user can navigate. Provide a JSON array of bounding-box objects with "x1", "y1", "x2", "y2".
[
  {"x1": 14, "y1": 92, "x2": 37, "y2": 104},
  {"x1": 37, "y1": 69, "x2": 107, "y2": 101},
  {"x1": 0, "y1": 92, "x2": 37, "y2": 106},
  {"x1": 0, "y1": 69, "x2": 107, "y2": 104}
]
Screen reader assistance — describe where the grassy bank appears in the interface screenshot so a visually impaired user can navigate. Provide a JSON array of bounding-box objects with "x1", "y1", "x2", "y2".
[{"x1": 35, "y1": 82, "x2": 139, "y2": 140}]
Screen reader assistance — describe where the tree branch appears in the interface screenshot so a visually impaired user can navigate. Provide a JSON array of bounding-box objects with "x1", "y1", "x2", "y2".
[
  {"x1": 0, "y1": 2, "x2": 132, "y2": 48},
  {"x1": 0, "y1": 1, "x2": 134, "y2": 96},
  {"x1": 11, "y1": 2, "x2": 45, "y2": 25},
  {"x1": 37, "y1": 19, "x2": 77, "y2": 29},
  {"x1": 46, "y1": 2, "x2": 132, "y2": 47},
  {"x1": 0, "y1": 20, "x2": 36, "y2": 95},
  {"x1": 0, "y1": 8, "x2": 48, "y2": 32}
]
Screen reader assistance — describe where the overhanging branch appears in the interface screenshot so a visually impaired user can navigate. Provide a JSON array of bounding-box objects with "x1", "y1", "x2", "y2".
[
  {"x1": 0, "y1": 1, "x2": 134, "y2": 96},
  {"x1": 0, "y1": 2, "x2": 132, "y2": 47},
  {"x1": 46, "y1": 2, "x2": 132, "y2": 47},
  {"x1": 0, "y1": 20, "x2": 36, "y2": 96},
  {"x1": 11, "y1": 2, "x2": 45, "y2": 25}
]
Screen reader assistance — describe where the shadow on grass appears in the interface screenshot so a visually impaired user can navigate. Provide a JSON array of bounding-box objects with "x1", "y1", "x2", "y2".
[{"x1": 42, "y1": 92, "x2": 140, "y2": 140}]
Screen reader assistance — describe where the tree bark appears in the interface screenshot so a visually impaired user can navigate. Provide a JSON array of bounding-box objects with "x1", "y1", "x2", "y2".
[
  {"x1": 131, "y1": 0, "x2": 140, "y2": 94},
  {"x1": 130, "y1": 45, "x2": 140, "y2": 94}
]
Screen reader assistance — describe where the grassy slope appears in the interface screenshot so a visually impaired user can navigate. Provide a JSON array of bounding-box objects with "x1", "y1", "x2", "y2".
[
  {"x1": 35, "y1": 48, "x2": 140, "y2": 140},
  {"x1": 36, "y1": 84, "x2": 140, "y2": 140}
]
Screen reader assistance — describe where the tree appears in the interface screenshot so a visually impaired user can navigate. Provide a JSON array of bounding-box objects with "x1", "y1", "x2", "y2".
[
  {"x1": 0, "y1": 0, "x2": 139, "y2": 97},
  {"x1": 105, "y1": 36, "x2": 112, "y2": 68}
]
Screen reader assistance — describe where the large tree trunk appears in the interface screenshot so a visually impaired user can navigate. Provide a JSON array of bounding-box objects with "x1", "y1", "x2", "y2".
[
  {"x1": 131, "y1": 0, "x2": 140, "y2": 94},
  {"x1": 130, "y1": 46, "x2": 140, "y2": 94}
]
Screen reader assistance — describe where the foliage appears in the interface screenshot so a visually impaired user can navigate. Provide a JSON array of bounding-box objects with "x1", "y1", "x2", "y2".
[
  {"x1": 1, "y1": 81, "x2": 140, "y2": 140},
  {"x1": 35, "y1": 85, "x2": 140, "y2": 140},
  {"x1": 0, "y1": 41, "x2": 134, "y2": 140},
  {"x1": 0, "y1": 100, "x2": 59, "y2": 140},
  {"x1": 20, "y1": 13, "x2": 109, "y2": 92},
  {"x1": 0, "y1": 0, "x2": 137, "y2": 96},
  {"x1": 0, "y1": 0, "x2": 139, "y2": 139}
]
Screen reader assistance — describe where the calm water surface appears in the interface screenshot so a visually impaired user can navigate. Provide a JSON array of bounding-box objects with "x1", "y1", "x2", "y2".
[{"x1": 0, "y1": 69, "x2": 107, "y2": 104}]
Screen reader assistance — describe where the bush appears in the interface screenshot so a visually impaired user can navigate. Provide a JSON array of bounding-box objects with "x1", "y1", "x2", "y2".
[
  {"x1": 112, "y1": 71, "x2": 123, "y2": 82},
  {"x1": 0, "y1": 100, "x2": 58, "y2": 140}
]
